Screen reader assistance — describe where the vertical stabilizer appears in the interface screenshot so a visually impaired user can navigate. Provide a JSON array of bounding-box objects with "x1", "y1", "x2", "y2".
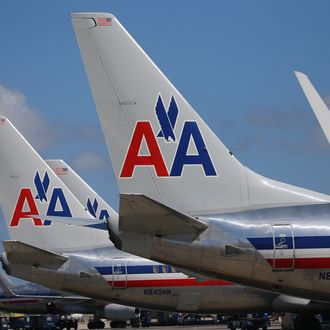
[
  {"x1": 0, "y1": 116, "x2": 110, "y2": 251},
  {"x1": 46, "y1": 159, "x2": 119, "y2": 233},
  {"x1": 71, "y1": 13, "x2": 330, "y2": 215}
]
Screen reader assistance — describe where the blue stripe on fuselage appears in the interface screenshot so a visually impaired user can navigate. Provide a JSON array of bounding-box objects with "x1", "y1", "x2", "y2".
[
  {"x1": 96, "y1": 265, "x2": 171, "y2": 275},
  {"x1": 248, "y1": 236, "x2": 330, "y2": 250}
]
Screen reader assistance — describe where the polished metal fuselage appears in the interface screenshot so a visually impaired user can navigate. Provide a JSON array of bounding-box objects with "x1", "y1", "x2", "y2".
[
  {"x1": 0, "y1": 283, "x2": 106, "y2": 314},
  {"x1": 119, "y1": 203, "x2": 330, "y2": 303},
  {"x1": 2, "y1": 245, "x2": 276, "y2": 313},
  {"x1": 6, "y1": 203, "x2": 330, "y2": 313},
  {"x1": 3, "y1": 242, "x2": 320, "y2": 314}
]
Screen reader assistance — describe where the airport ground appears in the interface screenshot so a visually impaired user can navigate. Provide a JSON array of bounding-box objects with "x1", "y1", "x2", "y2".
[
  {"x1": 80, "y1": 325, "x2": 282, "y2": 330},
  {"x1": 78, "y1": 321, "x2": 282, "y2": 330},
  {"x1": 125, "y1": 326, "x2": 282, "y2": 330}
]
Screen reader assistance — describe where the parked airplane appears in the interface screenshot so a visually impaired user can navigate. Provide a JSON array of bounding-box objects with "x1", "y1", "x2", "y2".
[
  {"x1": 0, "y1": 116, "x2": 314, "y2": 315},
  {"x1": 35, "y1": 160, "x2": 330, "y2": 330},
  {"x1": 70, "y1": 12, "x2": 330, "y2": 328},
  {"x1": 2, "y1": 119, "x2": 330, "y2": 330},
  {"x1": 0, "y1": 273, "x2": 136, "y2": 328}
]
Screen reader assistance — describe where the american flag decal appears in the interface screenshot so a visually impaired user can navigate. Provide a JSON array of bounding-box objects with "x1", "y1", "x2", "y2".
[
  {"x1": 55, "y1": 167, "x2": 68, "y2": 176},
  {"x1": 97, "y1": 17, "x2": 112, "y2": 26},
  {"x1": 0, "y1": 118, "x2": 5, "y2": 125}
]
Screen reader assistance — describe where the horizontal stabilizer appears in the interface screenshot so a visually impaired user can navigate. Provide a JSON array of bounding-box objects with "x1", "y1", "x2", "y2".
[
  {"x1": 295, "y1": 71, "x2": 330, "y2": 144},
  {"x1": 36, "y1": 214, "x2": 108, "y2": 230},
  {"x1": 3, "y1": 241, "x2": 68, "y2": 269},
  {"x1": 119, "y1": 194, "x2": 207, "y2": 237}
]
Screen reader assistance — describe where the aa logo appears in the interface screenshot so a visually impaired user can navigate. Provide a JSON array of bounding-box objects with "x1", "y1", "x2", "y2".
[
  {"x1": 10, "y1": 171, "x2": 72, "y2": 227},
  {"x1": 87, "y1": 197, "x2": 110, "y2": 221},
  {"x1": 120, "y1": 95, "x2": 217, "y2": 178}
]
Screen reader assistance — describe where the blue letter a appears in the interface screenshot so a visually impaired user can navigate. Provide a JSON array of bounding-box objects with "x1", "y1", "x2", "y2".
[
  {"x1": 47, "y1": 188, "x2": 72, "y2": 217},
  {"x1": 170, "y1": 122, "x2": 217, "y2": 176}
]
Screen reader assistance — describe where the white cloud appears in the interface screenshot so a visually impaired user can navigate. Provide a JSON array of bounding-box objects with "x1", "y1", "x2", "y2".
[
  {"x1": 70, "y1": 151, "x2": 109, "y2": 172},
  {"x1": 0, "y1": 84, "x2": 55, "y2": 150}
]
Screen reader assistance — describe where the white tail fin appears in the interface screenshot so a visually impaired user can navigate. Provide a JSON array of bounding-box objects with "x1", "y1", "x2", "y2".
[
  {"x1": 46, "y1": 159, "x2": 118, "y2": 232},
  {"x1": 0, "y1": 116, "x2": 110, "y2": 251},
  {"x1": 71, "y1": 13, "x2": 330, "y2": 214},
  {"x1": 295, "y1": 71, "x2": 330, "y2": 144}
]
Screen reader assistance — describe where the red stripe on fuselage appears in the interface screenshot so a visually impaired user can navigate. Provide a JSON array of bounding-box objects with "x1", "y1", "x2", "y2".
[
  {"x1": 108, "y1": 278, "x2": 233, "y2": 288},
  {"x1": 266, "y1": 258, "x2": 330, "y2": 269}
]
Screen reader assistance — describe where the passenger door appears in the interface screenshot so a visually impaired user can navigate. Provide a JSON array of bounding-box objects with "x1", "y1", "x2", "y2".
[
  {"x1": 111, "y1": 258, "x2": 127, "y2": 288},
  {"x1": 272, "y1": 224, "x2": 295, "y2": 271}
]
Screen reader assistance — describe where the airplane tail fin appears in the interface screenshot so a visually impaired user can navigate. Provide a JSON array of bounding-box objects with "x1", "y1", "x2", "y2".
[
  {"x1": 45, "y1": 160, "x2": 118, "y2": 223},
  {"x1": 295, "y1": 71, "x2": 330, "y2": 144},
  {"x1": 0, "y1": 116, "x2": 110, "y2": 252},
  {"x1": 71, "y1": 13, "x2": 330, "y2": 215},
  {"x1": 46, "y1": 159, "x2": 120, "y2": 244}
]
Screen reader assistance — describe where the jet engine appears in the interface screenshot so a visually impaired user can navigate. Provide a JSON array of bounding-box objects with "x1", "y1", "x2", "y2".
[{"x1": 102, "y1": 303, "x2": 136, "y2": 321}]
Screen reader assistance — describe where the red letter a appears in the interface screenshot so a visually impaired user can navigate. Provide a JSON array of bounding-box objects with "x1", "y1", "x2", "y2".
[
  {"x1": 10, "y1": 188, "x2": 42, "y2": 227},
  {"x1": 120, "y1": 122, "x2": 169, "y2": 178}
]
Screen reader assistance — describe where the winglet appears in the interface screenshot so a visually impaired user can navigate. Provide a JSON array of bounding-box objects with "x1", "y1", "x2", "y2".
[
  {"x1": 295, "y1": 71, "x2": 330, "y2": 144},
  {"x1": 119, "y1": 194, "x2": 208, "y2": 238}
]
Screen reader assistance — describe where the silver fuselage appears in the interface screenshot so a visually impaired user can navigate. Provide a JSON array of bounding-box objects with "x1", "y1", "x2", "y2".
[
  {"x1": 4, "y1": 244, "x2": 329, "y2": 314},
  {"x1": 0, "y1": 283, "x2": 106, "y2": 314},
  {"x1": 118, "y1": 203, "x2": 330, "y2": 303}
]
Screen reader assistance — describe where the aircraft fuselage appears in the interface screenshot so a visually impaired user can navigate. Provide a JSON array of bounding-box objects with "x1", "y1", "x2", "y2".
[
  {"x1": 119, "y1": 203, "x2": 330, "y2": 302},
  {"x1": 0, "y1": 245, "x2": 305, "y2": 313}
]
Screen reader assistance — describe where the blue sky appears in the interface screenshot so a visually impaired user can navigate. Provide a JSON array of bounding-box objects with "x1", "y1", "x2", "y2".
[{"x1": 0, "y1": 0, "x2": 330, "y2": 217}]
